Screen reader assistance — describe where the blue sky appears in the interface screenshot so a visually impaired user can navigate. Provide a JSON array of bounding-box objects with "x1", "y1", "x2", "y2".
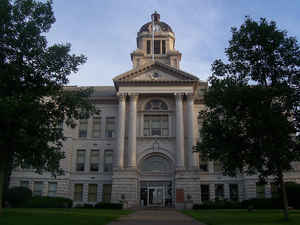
[{"x1": 46, "y1": 0, "x2": 300, "y2": 86}]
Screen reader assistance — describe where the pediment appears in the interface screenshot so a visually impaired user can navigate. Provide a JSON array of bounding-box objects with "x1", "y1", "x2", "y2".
[{"x1": 113, "y1": 61, "x2": 199, "y2": 83}]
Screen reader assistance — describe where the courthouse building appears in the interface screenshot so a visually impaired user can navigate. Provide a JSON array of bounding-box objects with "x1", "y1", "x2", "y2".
[{"x1": 10, "y1": 12, "x2": 300, "y2": 208}]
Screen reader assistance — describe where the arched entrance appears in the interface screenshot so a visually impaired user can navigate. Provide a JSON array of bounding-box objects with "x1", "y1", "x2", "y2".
[{"x1": 138, "y1": 153, "x2": 174, "y2": 208}]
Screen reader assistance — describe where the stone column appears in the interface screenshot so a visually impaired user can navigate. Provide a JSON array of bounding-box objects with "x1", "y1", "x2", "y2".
[
  {"x1": 186, "y1": 93, "x2": 197, "y2": 168},
  {"x1": 128, "y1": 93, "x2": 138, "y2": 168},
  {"x1": 115, "y1": 93, "x2": 126, "y2": 169},
  {"x1": 175, "y1": 93, "x2": 185, "y2": 169}
]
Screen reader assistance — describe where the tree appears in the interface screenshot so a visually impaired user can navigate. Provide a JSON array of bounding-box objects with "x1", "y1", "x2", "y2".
[
  {"x1": 0, "y1": 0, "x2": 95, "y2": 213},
  {"x1": 195, "y1": 17, "x2": 300, "y2": 220}
]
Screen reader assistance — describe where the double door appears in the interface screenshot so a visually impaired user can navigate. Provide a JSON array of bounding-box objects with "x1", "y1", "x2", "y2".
[{"x1": 148, "y1": 186, "x2": 164, "y2": 206}]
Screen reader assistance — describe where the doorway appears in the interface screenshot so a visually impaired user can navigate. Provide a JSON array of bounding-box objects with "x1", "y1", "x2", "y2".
[
  {"x1": 148, "y1": 186, "x2": 164, "y2": 206},
  {"x1": 140, "y1": 181, "x2": 172, "y2": 208}
]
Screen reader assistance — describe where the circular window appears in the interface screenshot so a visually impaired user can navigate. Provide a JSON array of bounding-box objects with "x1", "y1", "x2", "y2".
[{"x1": 152, "y1": 72, "x2": 160, "y2": 79}]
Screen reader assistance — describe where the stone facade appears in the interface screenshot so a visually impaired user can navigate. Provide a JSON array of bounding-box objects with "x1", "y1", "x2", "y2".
[{"x1": 10, "y1": 12, "x2": 300, "y2": 208}]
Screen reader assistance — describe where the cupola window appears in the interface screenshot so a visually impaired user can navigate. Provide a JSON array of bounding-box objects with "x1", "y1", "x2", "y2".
[
  {"x1": 147, "y1": 40, "x2": 151, "y2": 54},
  {"x1": 154, "y1": 40, "x2": 161, "y2": 54},
  {"x1": 162, "y1": 40, "x2": 166, "y2": 54}
]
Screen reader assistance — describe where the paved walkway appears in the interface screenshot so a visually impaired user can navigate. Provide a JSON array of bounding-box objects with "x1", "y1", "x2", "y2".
[{"x1": 108, "y1": 209, "x2": 204, "y2": 225}]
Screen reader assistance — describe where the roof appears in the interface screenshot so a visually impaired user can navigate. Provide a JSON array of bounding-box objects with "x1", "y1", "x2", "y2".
[
  {"x1": 113, "y1": 61, "x2": 200, "y2": 82},
  {"x1": 64, "y1": 86, "x2": 116, "y2": 98},
  {"x1": 91, "y1": 86, "x2": 116, "y2": 97},
  {"x1": 139, "y1": 21, "x2": 174, "y2": 33}
]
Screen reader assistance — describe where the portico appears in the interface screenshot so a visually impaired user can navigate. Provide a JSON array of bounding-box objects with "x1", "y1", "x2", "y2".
[{"x1": 110, "y1": 59, "x2": 203, "y2": 207}]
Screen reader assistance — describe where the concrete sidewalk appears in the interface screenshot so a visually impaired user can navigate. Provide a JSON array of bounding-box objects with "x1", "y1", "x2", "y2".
[{"x1": 108, "y1": 209, "x2": 204, "y2": 225}]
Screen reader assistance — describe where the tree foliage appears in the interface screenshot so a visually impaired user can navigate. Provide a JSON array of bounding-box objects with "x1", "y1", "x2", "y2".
[
  {"x1": 0, "y1": 0, "x2": 95, "y2": 211},
  {"x1": 195, "y1": 17, "x2": 300, "y2": 219}
]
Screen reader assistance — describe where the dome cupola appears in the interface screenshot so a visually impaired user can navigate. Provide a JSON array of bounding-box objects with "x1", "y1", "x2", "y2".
[{"x1": 131, "y1": 12, "x2": 182, "y2": 69}]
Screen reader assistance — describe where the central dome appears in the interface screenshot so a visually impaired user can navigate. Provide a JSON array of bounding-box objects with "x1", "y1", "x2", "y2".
[
  {"x1": 139, "y1": 21, "x2": 174, "y2": 33},
  {"x1": 138, "y1": 12, "x2": 174, "y2": 34}
]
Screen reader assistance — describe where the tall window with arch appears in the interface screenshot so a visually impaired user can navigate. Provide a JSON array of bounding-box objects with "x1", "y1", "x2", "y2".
[{"x1": 144, "y1": 99, "x2": 169, "y2": 137}]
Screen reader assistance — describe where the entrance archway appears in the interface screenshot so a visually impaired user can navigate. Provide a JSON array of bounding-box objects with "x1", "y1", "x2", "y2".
[{"x1": 138, "y1": 153, "x2": 174, "y2": 208}]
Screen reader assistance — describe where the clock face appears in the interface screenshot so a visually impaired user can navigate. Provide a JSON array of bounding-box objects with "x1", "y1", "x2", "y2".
[{"x1": 151, "y1": 72, "x2": 160, "y2": 80}]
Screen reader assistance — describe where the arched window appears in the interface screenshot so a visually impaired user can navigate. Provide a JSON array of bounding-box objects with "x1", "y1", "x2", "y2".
[
  {"x1": 145, "y1": 99, "x2": 168, "y2": 111},
  {"x1": 144, "y1": 100, "x2": 169, "y2": 136},
  {"x1": 141, "y1": 155, "x2": 171, "y2": 172}
]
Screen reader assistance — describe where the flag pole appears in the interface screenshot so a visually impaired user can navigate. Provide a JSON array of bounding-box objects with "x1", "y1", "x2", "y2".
[{"x1": 152, "y1": 12, "x2": 154, "y2": 61}]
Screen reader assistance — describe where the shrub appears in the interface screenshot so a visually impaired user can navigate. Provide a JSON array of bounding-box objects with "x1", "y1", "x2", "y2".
[
  {"x1": 286, "y1": 182, "x2": 300, "y2": 209},
  {"x1": 192, "y1": 200, "x2": 242, "y2": 210},
  {"x1": 6, "y1": 186, "x2": 32, "y2": 207},
  {"x1": 94, "y1": 202, "x2": 123, "y2": 209},
  {"x1": 23, "y1": 196, "x2": 73, "y2": 208},
  {"x1": 192, "y1": 204, "x2": 201, "y2": 210},
  {"x1": 241, "y1": 198, "x2": 282, "y2": 209},
  {"x1": 74, "y1": 203, "x2": 94, "y2": 208}
]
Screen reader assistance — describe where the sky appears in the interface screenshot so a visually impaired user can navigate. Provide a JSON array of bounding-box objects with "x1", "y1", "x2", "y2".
[{"x1": 46, "y1": 0, "x2": 300, "y2": 86}]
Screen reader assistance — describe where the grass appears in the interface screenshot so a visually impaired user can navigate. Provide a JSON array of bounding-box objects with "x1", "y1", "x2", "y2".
[
  {"x1": 0, "y1": 208, "x2": 132, "y2": 225},
  {"x1": 183, "y1": 209, "x2": 300, "y2": 225}
]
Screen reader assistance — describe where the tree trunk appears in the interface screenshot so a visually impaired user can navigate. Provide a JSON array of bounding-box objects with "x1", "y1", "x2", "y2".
[
  {"x1": 0, "y1": 161, "x2": 5, "y2": 216},
  {"x1": 0, "y1": 149, "x2": 9, "y2": 216},
  {"x1": 279, "y1": 172, "x2": 289, "y2": 220}
]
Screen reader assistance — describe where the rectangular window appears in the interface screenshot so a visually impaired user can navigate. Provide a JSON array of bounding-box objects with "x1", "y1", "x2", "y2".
[
  {"x1": 147, "y1": 40, "x2": 151, "y2": 54},
  {"x1": 105, "y1": 117, "x2": 115, "y2": 138},
  {"x1": 79, "y1": 119, "x2": 88, "y2": 138},
  {"x1": 88, "y1": 184, "x2": 98, "y2": 202},
  {"x1": 201, "y1": 184, "x2": 210, "y2": 202},
  {"x1": 229, "y1": 184, "x2": 239, "y2": 201},
  {"x1": 48, "y1": 182, "x2": 57, "y2": 197},
  {"x1": 20, "y1": 181, "x2": 29, "y2": 188},
  {"x1": 92, "y1": 117, "x2": 101, "y2": 138},
  {"x1": 33, "y1": 181, "x2": 43, "y2": 196},
  {"x1": 215, "y1": 184, "x2": 224, "y2": 200},
  {"x1": 162, "y1": 40, "x2": 166, "y2": 54},
  {"x1": 21, "y1": 160, "x2": 31, "y2": 169},
  {"x1": 56, "y1": 120, "x2": 64, "y2": 129},
  {"x1": 102, "y1": 184, "x2": 112, "y2": 203},
  {"x1": 104, "y1": 150, "x2": 113, "y2": 172},
  {"x1": 199, "y1": 155, "x2": 208, "y2": 172},
  {"x1": 76, "y1": 150, "x2": 86, "y2": 171},
  {"x1": 90, "y1": 149, "x2": 100, "y2": 172},
  {"x1": 74, "y1": 184, "x2": 83, "y2": 201},
  {"x1": 256, "y1": 183, "x2": 265, "y2": 199},
  {"x1": 154, "y1": 40, "x2": 161, "y2": 54},
  {"x1": 214, "y1": 161, "x2": 223, "y2": 173},
  {"x1": 144, "y1": 115, "x2": 169, "y2": 136},
  {"x1": 271, "y1": 182, "x2": 279, "y2": 198}
]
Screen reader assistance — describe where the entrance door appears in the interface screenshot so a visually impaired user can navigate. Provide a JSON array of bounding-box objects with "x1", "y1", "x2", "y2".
[
  {"x1": 140, "y1": 181, "x2": 173, "y2": 208},
  {"x1": 148, "y1": 186, "x2": 164, "y2": 207}
]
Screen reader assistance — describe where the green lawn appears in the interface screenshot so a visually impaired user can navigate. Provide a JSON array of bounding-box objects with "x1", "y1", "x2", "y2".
[
  {"x1": 0, "y1": 208, "x2": 132, "y2": 225},
  {"x1": 183, "y1": 210, "x2": 300, "y2": 225}
]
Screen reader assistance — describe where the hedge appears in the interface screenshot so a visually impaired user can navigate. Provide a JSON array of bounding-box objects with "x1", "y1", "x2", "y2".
[
  {"x1": 22, "y1": 196, "x2": 73, "y2": 208},
  {"x1": 241, "y1": 198, "x2": 283, "y2": 209},
  {"x1": 193, "y1": 200, "x2": 242, "y2": 210},
  {"x1": 6, "y1": 186, "x2": 32, "y2": 207},
  {"x1": 94, "y1": 202, "x2": 123, "y2": 209},
  {"x1": 286, "y1": 182, "x2": 300, "y2": 209}
]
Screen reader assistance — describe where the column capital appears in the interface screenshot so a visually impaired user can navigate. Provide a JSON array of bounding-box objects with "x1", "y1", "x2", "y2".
[
  {"x1": 128, "y1": 93, "x2": 139, "y2": 101},
  {"x1": 174, "y1": 93, "x2": 184, "y2": 101},
  {"x1": 186, "y1": 93, "x2": 194, "y2": 101},
  {"x1": 117, "y1": 93, "x2": 127, "y2": 101}
]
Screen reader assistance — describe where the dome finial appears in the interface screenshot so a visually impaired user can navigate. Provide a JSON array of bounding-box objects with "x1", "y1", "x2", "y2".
[{"x1": 151, "y1": 11, "x2": 160, "y2": 22}]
